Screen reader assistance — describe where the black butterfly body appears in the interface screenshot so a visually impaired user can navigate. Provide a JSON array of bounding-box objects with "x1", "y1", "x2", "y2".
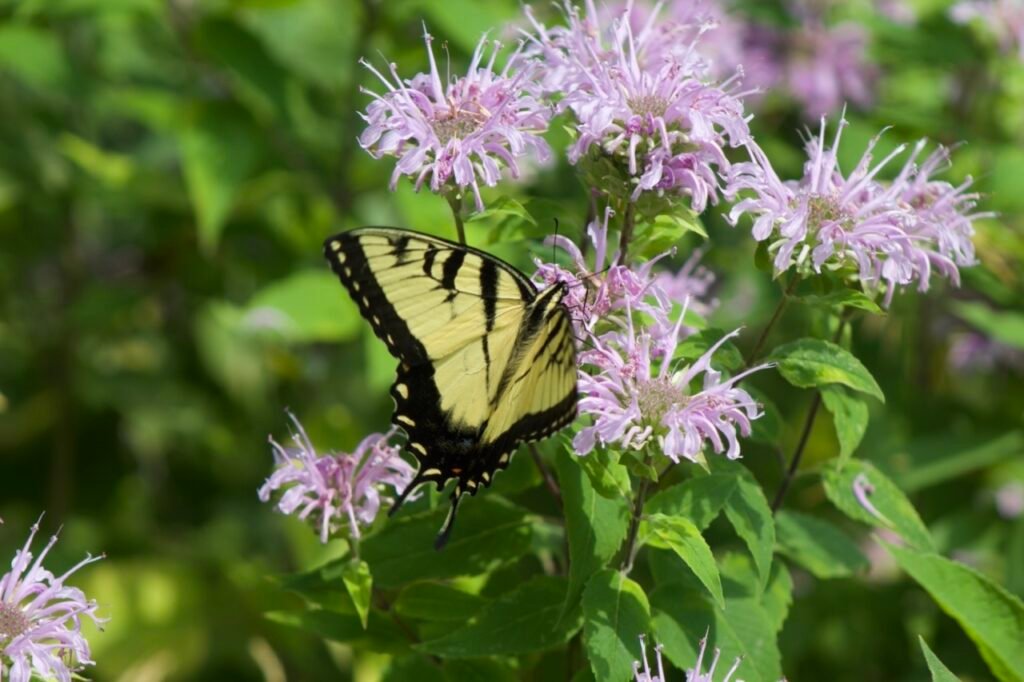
[{"x1": 324, "y1": 227, "x2": 578, "y2": 547}]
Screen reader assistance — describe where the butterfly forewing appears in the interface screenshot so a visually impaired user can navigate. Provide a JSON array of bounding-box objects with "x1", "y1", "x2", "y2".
[{"x1": 324, "y1": 227, "x2": 578, "y2": 546}]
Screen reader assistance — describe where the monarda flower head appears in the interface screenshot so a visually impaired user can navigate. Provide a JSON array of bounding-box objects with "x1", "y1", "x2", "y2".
[
  {"x1": 258, "y1": 412, "x2": 415, "y2": 543},
  {"x1": 1, "y1": 517, "x2": 105, "y2": 682},
  {"x1": 532, "y1": 206, "x2": 715, "y2": 339},
  {"x1": 633, "y1": 633, "x2": 785, "y2": 682},
  {"x1": 784, "y1": 20, "x2": 876, "y2": 120},
  {"x1": 524, "y1": 1, "x2": 751, "y2": 213},
  {"x1": 573, "y1": 300, "x2": 769, "y2": 462},
  {"x1": 359, "y1": 27, "x2": 552, "y2": 212},
  {"x1": 726, "y1": 116, "x2": 984, "y2": 305}
]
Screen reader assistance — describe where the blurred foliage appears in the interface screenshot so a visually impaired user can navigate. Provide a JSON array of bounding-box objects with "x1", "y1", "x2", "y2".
[{"x1": 0, "y1": 0, "x2": 1023, "y2": 680}]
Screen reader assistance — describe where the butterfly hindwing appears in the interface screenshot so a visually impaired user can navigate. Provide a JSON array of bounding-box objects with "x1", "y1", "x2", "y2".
[{"x1": 324, "y1": 227, "x2": 577, "y2": 547}]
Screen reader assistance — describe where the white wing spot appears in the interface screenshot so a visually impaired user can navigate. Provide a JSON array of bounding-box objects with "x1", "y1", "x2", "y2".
[
  {"x1": 396, "y1": 415, "x2": 415, "y2": 427},
  {"x1": 395, "y1": 383, "x2": 409, "y2": 399},
  {"x1": 372, "y1": 314, "x2": 381, "y2": 326},
  {"x1": 362, "y1": 295, "x2": 370, "y2": 307},
  {"x1": 410, "y1": 442, "x2": 427, "y2": 455},
  {"x1": 498, "y1": 453, "x2": 510, "y2": 465},
  {"x1": 421, "y1": 467, "x2": 442, "y2": 477},
  {"x1": 481, "y1": 472, "x2": 491, "y2": 483},
  {"x1": 352, "y1": 280, "x2": 361, "y2": 292}
]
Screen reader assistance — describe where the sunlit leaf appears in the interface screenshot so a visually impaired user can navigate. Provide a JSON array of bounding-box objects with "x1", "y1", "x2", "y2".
[
  {"x1": 770, "y1": 339, "x2": 885, "y2": 402},
  {"x1": 887, "y1": 542, "x2": 1024, "y2": 681},
  {"x1": 582, "y1": 570, "x2": 650, "y2": 682},
  {"x1": 776, "y1": 511, "x2": 868, "y2": 579},
  {"x1": 417, "y1": 576, "x2": 581, "y2": 657}
]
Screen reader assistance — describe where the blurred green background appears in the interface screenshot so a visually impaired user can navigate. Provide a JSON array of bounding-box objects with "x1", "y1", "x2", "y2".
[{"x1": 0, "y1": 0, "x2": 1022, "y2": 680}]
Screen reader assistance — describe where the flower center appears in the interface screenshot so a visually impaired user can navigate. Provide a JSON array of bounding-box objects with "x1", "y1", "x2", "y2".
[
  {"x1": 807, "y1": 194, "x2": 853, "y2": 231},
  {"x1": 627, "y1": 94, "x2": 669, "y2": 119},
  {"x1": 0, "y1": 601, "x2": 31, "y2": 644},
  {"x1": 434, "y1": 109, "x2": 482, "y2": 145},
  {"x1": 637, "y1": 376, "x2": 684, "y2": 423}
]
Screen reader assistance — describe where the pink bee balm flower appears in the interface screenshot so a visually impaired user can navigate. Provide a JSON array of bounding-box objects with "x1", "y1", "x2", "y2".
[
  {"x1": 259, "y1": 412, "x2": 416, "y2": 543},
  {"x1": 634, "y1": 634, "x2": 666, "y2": 682},
  {"x1": 1, "y1": 518, "x2": 105, "y2": 682},
  {"x1": 525, "y1": 1, "x2": 751, "y2": 211},
  {"x1": 359, "y1": 28, "x2": 552, "y2": 212},
  {"x1": 532, "y1": 206, "x2": 672, "y2": 332},
  {"x1": 634, "y1": 632, "x2": 783, "y2": 682},
  {"x1": 727, "y1": 116, "x2": 983, "y2": 305},
  {"x1": 574, "y1": 302, "x2": 769, "y2": 462}
]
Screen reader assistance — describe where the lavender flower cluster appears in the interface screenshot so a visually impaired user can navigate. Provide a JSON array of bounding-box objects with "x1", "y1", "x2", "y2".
[
  {"x1": 261, "y1": 0, "x2": 986, "y2": 546},
  {"x1": 0, "y1": 518, "x2": 105, "y2": 682}
]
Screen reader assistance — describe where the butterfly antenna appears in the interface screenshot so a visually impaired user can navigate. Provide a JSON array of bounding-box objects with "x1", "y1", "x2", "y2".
[
  {"x1": 434, "y1": 492, "x2": 462, "y2": 550},
  {"x1": 551, "y1": 217, "x2": 560, "y2": 264}
]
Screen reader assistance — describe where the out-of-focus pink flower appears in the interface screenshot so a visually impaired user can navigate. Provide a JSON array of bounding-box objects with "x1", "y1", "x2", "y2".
[
  {"x1": 995, "y1": 481, "x2": 1024, "y2": 519},
  {"x1": 259, "y1": 412, "x2": 415, "y2": 543},
  {"x1": 574, "y1": 301, "x2": 769, "y2": 462},
  {"x1": 727, "y1": 116, "x2": 983, "y2": 305},
  {"x1": 0, "y1": 518, "x2": 106, "y2": 682},
  {"x1": 359, "y1": 28, "x2": 552, "y2": 211},
  {"x1": 785, "y1": 21, "x2": 876, "y2": 120},
  {"x1": 952, "y1": 0, "x2": 1024, "y2": 62}
]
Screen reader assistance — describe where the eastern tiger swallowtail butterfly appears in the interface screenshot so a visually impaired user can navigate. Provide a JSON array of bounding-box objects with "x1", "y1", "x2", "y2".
[{"x1": 324, "y1": 227, "x2": 578, "y2": 548}]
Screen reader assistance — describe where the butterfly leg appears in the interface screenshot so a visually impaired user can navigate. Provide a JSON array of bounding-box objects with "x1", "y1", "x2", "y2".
[{"x1": 433, "y1": 488, "x2": 464, "y2": 550}]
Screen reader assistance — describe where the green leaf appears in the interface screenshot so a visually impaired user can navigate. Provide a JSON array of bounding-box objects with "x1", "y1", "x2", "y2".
[
  {"x1": 893, "y1": 431, "x2": 1024, "y2": 493},
  {"x1": 409, "y1": 0, "x2": 517, "y2": 54},
  {"x1": 644, "y1": 473, "x2": 735, "y2": 530},
  {"x1": 650, "y1": 556, "x2": 782, "y2": 682},
  {"x1": 417, "y1": 576, "x2": 582, "y2": 658},
  {"x1": 720, "y1": 463, "x2": 775, "y2": 592},
  {"x1": 179, "y1": 105, "x2": 260, "y2": 254},
  {"x1": 952, "y1": 301, "x2": 1024, "y2": 350},
  {"x1": 769, "y1": 338, "x2": 885, "y2": 402},
  {"x1": 886, "y1": 542, "x2": 1024, "y2": 682},
  {"x1": 747, "y1": 386, "x2": 783, "y2": 446},
  {"x1": 443, "y1": 660, "x2": 518, "y2": 682},
  {"x1": 775, "y1": 511, "x2": 868, "y2": 579},
  {"x1": 384, "y1": 656, "x2": 447, "y2": 682},
  {"x1": 361, "y1": 497, "x2": 532, "y2": 588},
  {"x1": 820, "y1": 385, "x2": 869, "y2": 465},
  {"x1": 394, "y1": 583, "x2": 488, "y2": 623},
  {"x1": 676, "y1": 328, "x2": 743, "y2": 371},
  {"x1": 265, "y1": 608, "x2": 408, "y2": 654},
  {"x1": 245, "y1": 270, "x2": 361, "y2": 342},
  {"x1": 192, "y1": 17, "x2": 289, "y2": 121},
  {"x1": 582, "y1": 570, "x2": 651, "y2": 682},
  {"x1": 341, "y1": 560, "x2": 372, "y2": 629},
  {"x1": 919, "y1": 636, "x2": 962, "y2": 682},
  {"x1": 555, "y1": 453, "x2": 630, "y2": 614},
  {"x1": 762, "y1": 562, "x2": 793, "y2": 635},
  {"x1": 1009, "y1": 517, "x2": 1024, "y2": 600},
  {"x1": 823, "y1": 460, "x2": 935, "y2": 551},
  {"x1": 797, "y1": 290, "x2": 883, "y2": 314},
  {"x1": 467, "y1": 195, "x2": 536, "y2": 226},
  {"x1": 239, "y1": 0, "x2": 357, "y2": 91},
  {"x1": 644, "y1": 514, "x2": 724, "y2": 609},
  {"x1": 574, "y1": 446, "x2": 632, "y2": 500},
  {"x1": 0, "y1": 24, "x2": 70, "y2": 90}
]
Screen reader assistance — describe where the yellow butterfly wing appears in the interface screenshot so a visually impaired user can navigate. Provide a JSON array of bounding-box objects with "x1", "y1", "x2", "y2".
[{"x1": 324, "y1": 227, "x2": 577, "y2": 546}]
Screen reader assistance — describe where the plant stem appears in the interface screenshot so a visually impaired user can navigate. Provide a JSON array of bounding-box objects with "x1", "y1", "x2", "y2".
[
  {"x1": 529, "y1": 443, "x2": 562, "y2": 507},
  {"x1": 616, "y1": 200, "x2": 636, "y2": 265},
  {"x1": 447, "y1": 192, "x2": 466, "y2": 244},
  {"x1": 743, "y1": 275, "x2": 799, "y2": 371},
  {"x1": 770, "y1": 316, "x2": 850, "y2": 512},
  {"x1": 620, "y1": 454, "x2": 654, "y2": 574},
  {"x1": 770, "y1": 392, "x2": 821, "y2": 512}
]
